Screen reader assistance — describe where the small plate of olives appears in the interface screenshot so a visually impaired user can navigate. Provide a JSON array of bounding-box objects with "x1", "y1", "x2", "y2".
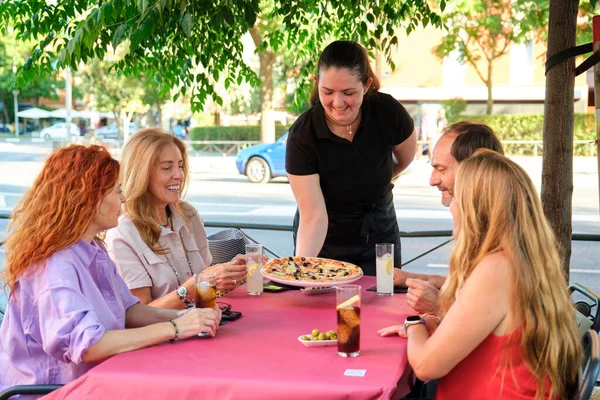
[{"x1": 298, "y1": 329, "x2": 338, "y2": 347}]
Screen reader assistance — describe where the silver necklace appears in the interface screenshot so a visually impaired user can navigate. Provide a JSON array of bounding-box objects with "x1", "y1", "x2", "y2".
[{"x1": 161, "y1": 229, "x2": 195, "y2": 287}]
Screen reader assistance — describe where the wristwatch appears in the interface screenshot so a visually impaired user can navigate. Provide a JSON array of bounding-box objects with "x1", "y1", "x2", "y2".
[
  {"x1": 404, "y1": 315, "x2": 427, "y2": 332},
  {"x1": 176, "y1": 286, "x2": 192, "y2": 305}
]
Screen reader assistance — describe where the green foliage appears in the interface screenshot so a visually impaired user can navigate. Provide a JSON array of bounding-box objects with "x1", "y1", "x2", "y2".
[
  {"x1": 0, "y1": 30, "x2": 63, "y2": 123},
  {"x1": 434, "y1": 0, "x2": 549, "y2": 114},
  {"x1": 440, "y1": 97, "x2": 467, "y2": 120},
  {"x1": 190, "y1": 124, "x2": 289, "y2": 144},
  {"x1": 447, "y1": 113, "x2": 596, "y2": 156},
  {"x1": 0, "y1": 0, "x2": 441, "y2": 113}
]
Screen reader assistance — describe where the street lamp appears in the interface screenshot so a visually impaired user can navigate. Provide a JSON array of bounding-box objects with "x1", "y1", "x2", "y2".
[{"x1": 12, "y1": 63, "x2": 19, "y2": 137}]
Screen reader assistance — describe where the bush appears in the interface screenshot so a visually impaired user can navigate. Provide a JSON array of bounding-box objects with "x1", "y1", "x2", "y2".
[
  {"x1": 447, "y1": 114, "x2": 596, "y2": 156},
  {"x1": 190, "y1": 125, "x2": 290, "y2": 142}
]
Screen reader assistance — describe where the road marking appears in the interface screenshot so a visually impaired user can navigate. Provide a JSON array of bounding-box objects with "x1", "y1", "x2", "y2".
[
  {"x1": 571, "y1": 269, "x2": 600, "y2": 274},
  {"x1": 426, "y1": 263, "x2": 449, "y2": 269},
  {"x1": 0, "y1": 194, "x2": 597, "y2": 222}
]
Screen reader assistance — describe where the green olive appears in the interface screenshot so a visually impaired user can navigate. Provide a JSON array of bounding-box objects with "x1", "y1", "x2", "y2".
[
  {"x1": 323, "y1": 332, "x2": 331, "y2": 340},
  {"x1": 311, "y1": 329, "x2": 320, "y2": 337},
  {"x1": 300, "y1": 335, "x2": 310, "y2": 341},
  {"x1": 318, "y1": 333, "x2": 326, "y2": 340}
]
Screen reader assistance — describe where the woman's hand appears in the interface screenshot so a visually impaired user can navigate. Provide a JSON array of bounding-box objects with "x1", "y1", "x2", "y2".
[
  {"x1": 378, "y1": 324, "x2": 407, "y2": 338},
  {"x1": 230, "y1": 253, "x2": 269, "y2": 265},
  {"x1": 205, "y1": 262, "x2": 247, "y2": 291},
  {"x1": 173, "y1": 307, "x2": 222, "y2": 339}
]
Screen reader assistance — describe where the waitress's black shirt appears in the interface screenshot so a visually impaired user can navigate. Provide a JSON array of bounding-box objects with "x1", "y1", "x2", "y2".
[{"x1": 286, "y1": 92, "x2": 414, "y2": 213}]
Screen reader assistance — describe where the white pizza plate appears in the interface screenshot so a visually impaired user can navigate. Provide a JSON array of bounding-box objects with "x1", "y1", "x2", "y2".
[
  {"x1": 298, "y1": 335, "x2": 337, "y2": 347},
  {"x1": 300, "y1": 287, "x2": 335, "y2": 295},
  {"x1": 262, "y1": 272, "x2": 363, "y2": 288}
]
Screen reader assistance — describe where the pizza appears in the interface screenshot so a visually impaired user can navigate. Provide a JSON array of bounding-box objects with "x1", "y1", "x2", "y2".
[{"x1": 262, "y1": 256, "x2": 363, "y2": 283}]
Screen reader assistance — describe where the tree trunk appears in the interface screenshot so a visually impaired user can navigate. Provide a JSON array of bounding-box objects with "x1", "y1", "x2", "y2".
[
  {"x1": 1, "y1": 101, "x2": 9, "y2": 125},
  {"x1": 542, "y1": 0, "x2": 578, "y2": 276},
  {"x1": 250, "y1": 26, "x2": 276, "y2": 143},
  {"x1": 156, "y1": 103, "x2": 162, "y2": 128},
  {"x1": 486, "y1": 62, "x2": 493, "y2": 115},
  {"x1": 113, "y1": 108, "x2": 123, "y2": 138}
]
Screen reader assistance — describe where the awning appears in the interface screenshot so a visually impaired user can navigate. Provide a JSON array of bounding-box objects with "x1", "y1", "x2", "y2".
[{"x1": 16, "y1": 107, "x2": 52, "y2": 119}]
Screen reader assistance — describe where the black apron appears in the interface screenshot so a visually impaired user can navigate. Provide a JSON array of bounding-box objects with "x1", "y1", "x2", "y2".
[{"x1": 293, "y1": 191, "x2": 401, "y2": 276}]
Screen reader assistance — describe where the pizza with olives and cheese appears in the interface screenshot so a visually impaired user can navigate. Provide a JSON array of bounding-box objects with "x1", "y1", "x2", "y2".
[{"x1": 262, "y1": 256, "x2": 363, "y2": 283}]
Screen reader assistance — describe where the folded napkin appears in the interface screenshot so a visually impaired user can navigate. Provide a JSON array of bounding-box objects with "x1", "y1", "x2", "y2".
[{"x1": 367, "y1": 285, "x2": 408, "y2": 294}]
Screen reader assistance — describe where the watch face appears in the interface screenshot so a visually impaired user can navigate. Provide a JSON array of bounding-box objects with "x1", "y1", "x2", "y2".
[{"x1": 406, "y1": 315, "x2": 421, "y2": 323}]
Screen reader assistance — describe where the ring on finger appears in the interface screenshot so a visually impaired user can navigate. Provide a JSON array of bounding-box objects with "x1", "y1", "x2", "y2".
[{"x1": 233, "y1": 278, "x2": 237, "y2": 285}]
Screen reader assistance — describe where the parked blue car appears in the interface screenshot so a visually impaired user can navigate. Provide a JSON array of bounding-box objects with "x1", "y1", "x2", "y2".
[{"x1": 235, "y1": 133, "x2": 287, "y2": 183}]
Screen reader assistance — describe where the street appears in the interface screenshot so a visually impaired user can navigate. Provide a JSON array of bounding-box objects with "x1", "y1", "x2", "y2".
[{"x1": 0, "y1": 141, "x2": 599, "y2": 296}]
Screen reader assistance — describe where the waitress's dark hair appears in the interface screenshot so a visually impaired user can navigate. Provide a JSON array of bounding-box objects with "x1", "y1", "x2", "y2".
[{"x1": 309, "y1": 40, "x2": 380, "y2": 106}]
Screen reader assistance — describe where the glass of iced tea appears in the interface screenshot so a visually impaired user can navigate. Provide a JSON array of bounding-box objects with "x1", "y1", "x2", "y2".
[
  {"x1": 336, "y1": 284, "x2": 361, "y2": 357},
  {"x1": 194, "y1": 272, "x2": 217, "y2": 309}
]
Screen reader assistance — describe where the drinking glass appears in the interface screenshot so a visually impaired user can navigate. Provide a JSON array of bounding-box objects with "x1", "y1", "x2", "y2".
[
  {"x1": 336, "y1": 285, "x2": 361, "y2": 357},
  {"x1": 194, "y1": 272, "x2": 217, "y2": 309},
  {"x1": 245, "y1": 243, "x2": 264, "y2": 295},
  {"x1": 194, "y1": 272, "x2": 217, "y2": 337},
  {"x1": 376, "y1": 243, "x2": 394, "y2": 296}
]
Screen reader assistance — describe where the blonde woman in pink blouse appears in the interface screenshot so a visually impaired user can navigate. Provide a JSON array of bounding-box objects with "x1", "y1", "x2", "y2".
[{"x1": 105, "y1": 129, "x2": 247, "y2": 309}]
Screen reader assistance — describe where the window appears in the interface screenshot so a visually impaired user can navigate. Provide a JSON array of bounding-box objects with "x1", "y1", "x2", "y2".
[
  {"x1": 442, "y1": 50, "x2": 467, "y2": 87},
  {"x1": 510, "y1": 42, "x2": 535, "y2": 86}
]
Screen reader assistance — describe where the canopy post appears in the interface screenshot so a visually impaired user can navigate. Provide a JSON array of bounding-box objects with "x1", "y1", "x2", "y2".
[{"x1": 594, "y1": 16, "x2": 600, "y2": 215}]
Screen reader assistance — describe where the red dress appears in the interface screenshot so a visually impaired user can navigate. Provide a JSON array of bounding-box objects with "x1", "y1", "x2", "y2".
[{"x1": 435, "y1": 330, "x2": 553, "y2": 400}]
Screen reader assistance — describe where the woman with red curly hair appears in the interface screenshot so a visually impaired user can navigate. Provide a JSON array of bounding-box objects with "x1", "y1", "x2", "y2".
[{"x1": 0, "y1": 145, "x2": 221, "y2": 391}]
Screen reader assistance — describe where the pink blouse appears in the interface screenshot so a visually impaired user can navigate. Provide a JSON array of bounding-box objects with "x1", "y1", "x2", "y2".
[{"x1": 105, "y1": 203, "x2": 212, "y2": 300}]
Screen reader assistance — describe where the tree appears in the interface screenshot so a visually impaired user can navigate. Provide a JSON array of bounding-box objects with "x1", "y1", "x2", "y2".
[
  {"x1": 0, "y1": 31, "x2": 63, "y2": 124},
  {"x1": 80, "y1": 59, "x2": 147, "y2": 139},
  {"x1": 434, "y1": 0, "x2": 548, "y2": 114},
  {"x1": 0, "y1": 0, "x2": 443, "y2": 115},
  {"x1": 542, "y1": 0, "x2": 590, "y2": 276}
]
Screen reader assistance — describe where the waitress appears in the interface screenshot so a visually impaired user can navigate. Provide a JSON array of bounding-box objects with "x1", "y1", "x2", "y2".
[{"x1": 286, "y1": 40, "x2": 416, "y2": 275}]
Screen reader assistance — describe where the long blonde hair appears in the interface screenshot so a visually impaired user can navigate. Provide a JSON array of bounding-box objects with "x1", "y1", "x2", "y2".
[
  {"x1": 439, "y1": 149, "x2": 581, "y2": 400},
  {"x1": 120, "y1": 128, "x2": 190, "y2": 254}
]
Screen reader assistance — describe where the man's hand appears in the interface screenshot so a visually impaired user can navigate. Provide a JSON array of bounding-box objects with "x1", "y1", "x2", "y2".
[
  {"x1": 393, "y1": 268, "x2": 410, "y2": 287},
  {"x1": 406, "y1": 278, "x2": 440, "y2": 315}
]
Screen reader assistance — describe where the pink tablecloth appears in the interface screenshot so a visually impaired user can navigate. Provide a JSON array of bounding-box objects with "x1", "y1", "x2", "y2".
[{"x1": 44, "y1": 276, "x2": 415, "y2": 400}]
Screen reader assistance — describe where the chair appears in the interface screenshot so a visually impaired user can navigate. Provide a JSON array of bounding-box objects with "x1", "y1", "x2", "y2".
[
  {"x1": 0, "y1": 385, "x2": 63, "y2": 400},
  {"x1": 570, "y1": 283, "x2": 600, "y2": 336},
  {"x1": 576, "y1": 330, "x2": 600, "y2": 400}
]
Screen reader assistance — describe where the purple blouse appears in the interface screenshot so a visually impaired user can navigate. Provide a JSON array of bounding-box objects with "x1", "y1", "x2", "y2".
[{"x1": 0, "y1": 239, "x2": 139, "y2": 390}]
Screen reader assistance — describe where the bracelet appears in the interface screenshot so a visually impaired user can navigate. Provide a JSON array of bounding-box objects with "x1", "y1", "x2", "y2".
[
  {"x1": 216, "y1": 276, "x2": 247, "y2": 298},
  {"x1": 168, "y1": 319, "x2": 179, "y2": 343},
  {"x1": 176, "y1": 286, "x2": 193, "y2": 305}
]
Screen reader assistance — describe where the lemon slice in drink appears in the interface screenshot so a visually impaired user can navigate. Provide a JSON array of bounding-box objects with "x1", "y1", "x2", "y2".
[
  {"x1": 385, "y1": 258, "x2": 393, "y2": 275},
  {"x1": 336, "y1": 295, "x2": 360, "y2": 310},
  {"x1": 247, "y1": 263, "x2": 259, "y2": 278}
]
